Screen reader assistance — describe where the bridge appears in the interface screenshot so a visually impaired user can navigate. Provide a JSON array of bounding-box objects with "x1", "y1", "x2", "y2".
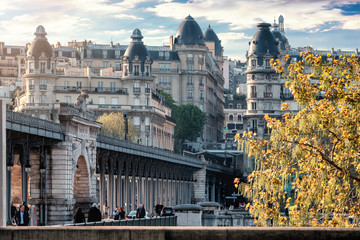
[{"x1": 0, "y1": 99, "x2": 242, "y2": 226}]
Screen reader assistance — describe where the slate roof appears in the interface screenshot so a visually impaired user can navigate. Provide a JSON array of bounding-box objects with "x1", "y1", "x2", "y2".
[
  {"x1": 248, "y1": 23, "x2": 279, "y2": 58},
  {"x1": 174, "y1": 15, "x2": 205, "y2": 46},
  {"x1": 27, "y1": 25, "x2": 53, "y2": 59},
  {"x1": 123, "y1": 29, "x2": 150, "y2": 61},
  {"x1": 204, "y1": 25, "x2": 222, "y2": 56}
]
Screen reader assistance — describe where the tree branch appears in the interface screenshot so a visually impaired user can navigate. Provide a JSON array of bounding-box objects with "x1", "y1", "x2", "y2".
[{"x1": 283, "y1": 139, "x2": 360, "y2": 184}]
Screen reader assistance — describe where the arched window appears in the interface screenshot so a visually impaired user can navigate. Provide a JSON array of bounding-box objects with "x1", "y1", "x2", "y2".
[{"x1": 229, "y1": 114, "x2": 233, "y2": 121}]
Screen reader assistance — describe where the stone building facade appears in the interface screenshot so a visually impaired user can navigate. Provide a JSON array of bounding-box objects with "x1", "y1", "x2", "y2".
[
  {"x1": 45, "y1": 15, "x2": 225, "y2": 143},
  {"x1": 15, "y1": 26, "x2": 175, "y2": 151}
]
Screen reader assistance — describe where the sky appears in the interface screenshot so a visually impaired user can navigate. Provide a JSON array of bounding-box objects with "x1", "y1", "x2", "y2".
[{"x1": 1, "y1": 0, "x2": 360, "y2": 61}]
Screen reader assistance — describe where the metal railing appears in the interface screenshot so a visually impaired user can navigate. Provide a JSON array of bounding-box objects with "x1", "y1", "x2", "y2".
[
  {"x1": 263, "y1": 92, "x2": 273, "y2": 98},
  {"x1": 65, "y1": 216, "x2": 177, "y2": 227},
  {"x1": 54, "y1": 86, "x2": 128, "y2": 94}
]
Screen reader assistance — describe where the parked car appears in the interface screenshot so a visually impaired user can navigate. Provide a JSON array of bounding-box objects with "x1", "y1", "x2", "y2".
[
  {"x1": 161, "y1": 207, "x2": 175, "y2": 216},
  {"x1": 125, "y1": 210, "x2": 151, "y2": 219}
]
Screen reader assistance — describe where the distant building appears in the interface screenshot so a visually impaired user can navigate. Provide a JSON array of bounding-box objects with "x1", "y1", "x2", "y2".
[
  {"x1": 0, "y1": 42, "x2": 26, "y2": 97},
  {"x1": 43, "y1": 15, "x2": 225, "y2": 143},
  {"x1": 15, "y1": 26, "x2": 175, "y2": 151}
]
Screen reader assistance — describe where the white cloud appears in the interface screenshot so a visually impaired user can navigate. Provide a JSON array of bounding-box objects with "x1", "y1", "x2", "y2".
[
  {"x1": 146, "y1": 0, "x2": 360, "y2": 31},
  {"x1": 114, "y1": 14, "x2": 144, "y2": 20}
]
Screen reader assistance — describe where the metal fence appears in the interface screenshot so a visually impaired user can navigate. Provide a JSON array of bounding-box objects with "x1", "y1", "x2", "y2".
[{"x1": 65, "y1": 216, "x2": 177, "y2": 227}]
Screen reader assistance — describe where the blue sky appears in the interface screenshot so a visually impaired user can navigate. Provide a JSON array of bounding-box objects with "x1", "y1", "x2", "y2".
[{"x1": 1, "y1": 0, "x2": 360, "y2": 61}]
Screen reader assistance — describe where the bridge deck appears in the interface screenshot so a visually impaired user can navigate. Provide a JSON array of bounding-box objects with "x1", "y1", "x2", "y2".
[{"x1": 6, "y1": 111, "x2": 64, "y2": 140}]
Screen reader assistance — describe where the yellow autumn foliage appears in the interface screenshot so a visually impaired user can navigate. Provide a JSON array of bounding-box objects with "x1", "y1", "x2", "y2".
[
  {"x1": 97, "y1": 112, "x2": 138, "y2": 142},
  {"x1": 236, "y1": 52, "x2": 360, "y2": 227}
]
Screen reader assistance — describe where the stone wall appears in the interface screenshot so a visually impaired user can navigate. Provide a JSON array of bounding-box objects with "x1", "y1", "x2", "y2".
[{"x1": 1, "y1": 227, "x2": 360, "y2": 240}]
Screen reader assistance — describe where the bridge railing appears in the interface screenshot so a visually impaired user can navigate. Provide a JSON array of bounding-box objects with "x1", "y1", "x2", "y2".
[
  {"x1": 65, "y1": 216, "x2": 177, "y2": 227},
  {"x1": 97, "y1": 134, "x2": 202, "y2": 168}
]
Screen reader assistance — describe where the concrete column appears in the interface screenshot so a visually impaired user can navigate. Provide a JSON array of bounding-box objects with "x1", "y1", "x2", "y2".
[
  {"x1": 139, "y1": 175, "x2": 143, "y2": 205},
  {"x1": 206, "y1": 177, "x2": 210, "y2": 201},
  {"x1": 108, "y1": 173, "x2": 114, "y2": 217},
  {"x1": 170, "y1": 179, "x2": 173, "y2": 207},
  {"x1": 0, "y1": 97, "x2": 6, "y2": 226},
  {"x1": 176, "y1": 180, "x2": 179, "y2": 205},
  {"x1": 117, "y1": 161, "x2": 123, "y2": 208},
  {"x1": 125, "y1": 162, "x2": 130, "y2": 213},
  {"x1": 100, "y1": 169, "x2": 105, "y2": 218},
  {"x1": 150, "y1": 174, "x2": 154, "y2": 214},
  {"x1": 165, "y1": 179, "x2": 169, "y2": 206},
  {"x1": 131, "y1": 168, "x2": 136, "y2": 211},
  {"x1": 188, "y1": 181, "x2": 192, "y2": 203},
  {"x1": 160, "y1": 178, "x2": 164, "y2": 204},
  {"x1": 211, "y1": 177, "x2": 216, "y2": 202},
  {"x1": 156, "y1": 176, "x2": 159, "y2": 204},
  {"x1": 145, "y1": 175, "x2": 149, "y2": 213},
  {"x1": 184, "y1": 180, "x2": 188, "y2": 204}
]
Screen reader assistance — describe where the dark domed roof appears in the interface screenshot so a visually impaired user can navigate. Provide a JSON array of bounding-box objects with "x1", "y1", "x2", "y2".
[
  {"x1": 272, "y1": 30, "x2": 288, "y2": 51},
  {"x1": 174, "y1": 15, "x2": 205, "y2": 46},
  {"x1": 279, "y1": 15, "x2": 284, "y2": 23},
  {"x1": 204, "y1": 25, "x2": 222, "y2": 56},
  {"x1": 27, "y1": 25, "x2": 53, "y2": 59},
  {"x1": 124, "y1": 28, "x2": 150, "y2": 61},
  {"x1": 248, "y1": 23, "x2": 279, "y2": 58}
]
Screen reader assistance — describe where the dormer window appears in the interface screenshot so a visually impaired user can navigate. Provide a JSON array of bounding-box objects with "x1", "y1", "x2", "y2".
[
  {"x1": 134, "y1": 65, "x2": 140, "y2": 76},
  {"x1": 40, "y1": 62, "x2": 46, "y2": 73},
  {"x1": 251, "y1": 59, "x2": 256, "y2": 67}
]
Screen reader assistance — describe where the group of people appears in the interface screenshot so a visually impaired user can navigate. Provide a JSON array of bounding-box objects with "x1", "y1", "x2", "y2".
[
  {"x1": 73, "y1": 203, "x2": 102, "y2": 223},
  {"x1": 73, "y1": 203, "x2": 128, "y2": 223},
  {"x1": 113, "y1": 206, "x2": 125, "y2": 220},
  {"x1": 11, "y1": 202, "x2": 30, "y2": 226}
]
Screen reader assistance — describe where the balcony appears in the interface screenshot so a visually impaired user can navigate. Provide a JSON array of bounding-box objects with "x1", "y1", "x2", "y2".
[
  {"x1": 133, "y1": 87, "x2": 141, "y2": 94},
  {"x1": 280, "y1": 92, "x2": 294, "y2": 100},
  {"x1": 187, "y1": 83, "x2": 193, "y2": 87},
  {"x1": 28, "y1": 85, "x2": 35, "y2": 91},
  {"x1": 53, "y1": 86, "x2": 128, "y2": 94},
  {"x1": 151, "y1": 68, "x2": 178, "y2": 73},
  {"x1": 39, "y1": 85, "x2": 47, "y2": 90},
  {"x1": 145, "y1": 88, "x2": 151, "y2": 94},
  {"x1": 187, "y1": 96, "x2": 193, "y2": 101},
  {"x1": 263, "y1": 92, "x2": 273, "y2": 98},
  {"x1": 250, "y1": 92, "x2": 257, "y2": 98}
]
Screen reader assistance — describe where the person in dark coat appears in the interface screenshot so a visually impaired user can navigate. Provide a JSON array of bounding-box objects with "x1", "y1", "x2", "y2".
[
  {"x1": 15, "y1": 205, "x2": 29, "y2": 226},
  {"x1": 73, "y1": 207, "x2": 85, "y2": 223},
  {"x1": 88, "y1": 203, "x2": 102, "y2": 222},
  {"x1": 155, "y1": 202, "x2": 164, "y2": 217},
  {"x1": 136, "y1": 204, "x2": 146, "y2": 218},
  {"x1": 118, "y1": 207, "x2": 125, "y2": 220}
]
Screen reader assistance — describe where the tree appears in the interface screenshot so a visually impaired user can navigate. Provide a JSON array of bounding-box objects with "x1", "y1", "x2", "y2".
[
  {"x1": 97, "y1": 112, "x2": 138, "y2": 142},
  {"x1": 235, "y1": 52, "x2": 360, "y2": 227},
  {"x1": 173, "y1": 104, "x2": 205, "y2": 151},
  {"x1": 158, "y1": 89, "x2": 176, "y2": 109}
]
